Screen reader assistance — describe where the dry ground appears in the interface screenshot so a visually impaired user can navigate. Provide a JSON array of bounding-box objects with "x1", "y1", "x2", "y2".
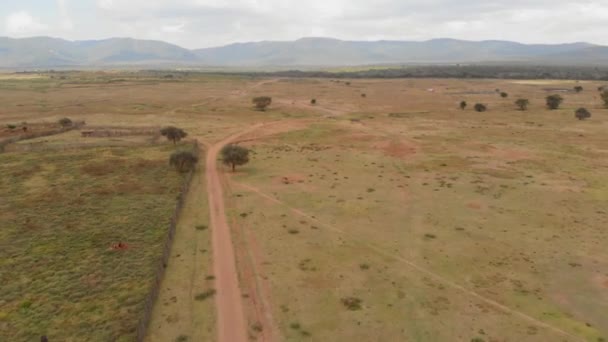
[{"x1": 1, "y1": 73, "x2": 607, "y2": 341}]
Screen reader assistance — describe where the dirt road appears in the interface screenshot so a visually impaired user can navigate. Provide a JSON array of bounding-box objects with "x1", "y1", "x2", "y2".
[{"x1": 205, "y1": 124, "x2": 267, "y2": 342}]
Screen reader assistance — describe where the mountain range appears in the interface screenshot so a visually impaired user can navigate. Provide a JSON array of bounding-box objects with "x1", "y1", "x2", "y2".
[{"x1": 1, "y1": 36, "x2": 607, "y2": 68}]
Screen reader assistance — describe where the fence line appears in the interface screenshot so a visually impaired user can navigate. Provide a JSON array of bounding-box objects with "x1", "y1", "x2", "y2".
[
  {"x1": 0, "y1": 121, "x2": 86, "y2": 152},
  {"x1": 135, "y1": 141, "x2": 200, "y2": 342}
]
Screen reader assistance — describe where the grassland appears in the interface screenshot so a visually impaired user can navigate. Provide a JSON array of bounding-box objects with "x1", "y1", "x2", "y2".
[
  {"x1": 0, "y1": 144, "x2": 186, "y2": 341},
  {"x1": 1, "y1": 72, "x2": 607, "y2": 341}
]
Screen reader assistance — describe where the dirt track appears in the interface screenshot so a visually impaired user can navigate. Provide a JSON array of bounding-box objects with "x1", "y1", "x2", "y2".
[{"x1": 205, "y1": 123, "x2": 267, "y2": 342}]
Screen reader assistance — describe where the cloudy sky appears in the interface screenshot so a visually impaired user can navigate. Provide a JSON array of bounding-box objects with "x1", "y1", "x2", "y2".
[{"x1": 2, "y1": 0, "x2": 608, "y2": 48}]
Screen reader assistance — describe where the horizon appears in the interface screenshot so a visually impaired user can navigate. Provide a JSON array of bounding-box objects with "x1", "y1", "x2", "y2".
[
  {"x1": 0, "y1": 35, "x2": 603, "y2": 51},
  {"x1": 1, "y1": 1, "x2": 607, "y2": 49}
]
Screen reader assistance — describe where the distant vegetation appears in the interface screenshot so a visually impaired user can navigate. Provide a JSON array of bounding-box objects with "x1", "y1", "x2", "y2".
[
  {"x1": 575, "y1": 108, "x2": 591, "y2": 120},
  {"x1": 515, "y1": 99, "x2": 530, "y2": 111},
  {"x1": 459, "y1": 101, "x2": 467, "y2": 110},
  {"x1": 546, "y1": 94, "x2": 564, "y2": 110},
  {"x1": 58, "y1": 117, "x2": 73, "y2": 127},
  {"x1": 169, "y1": 150, "x2": 198, "y2": 173},
  {"x1": 601, "y1": 91, "x2": 608, "y2": 107},
  {"x1": 500, "y1": 92, "x2": 509, "y2": 98},
  {"x1": 252, "y1": 96, "x2": 272, "y2": 111},
  {"x1": 574, "y1": 85, "x2": 583, "y2": 93},
  {"x1": 474, "y1": 103, "x2": 487, "y2": 112},
  {"x1": 160, "y1": 126, "x2": 187, "y2": 145}
]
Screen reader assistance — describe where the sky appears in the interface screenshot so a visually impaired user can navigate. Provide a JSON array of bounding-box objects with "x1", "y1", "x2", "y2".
[{"x1": 1, "y1": 0, "x2": 608, "y2": 49}]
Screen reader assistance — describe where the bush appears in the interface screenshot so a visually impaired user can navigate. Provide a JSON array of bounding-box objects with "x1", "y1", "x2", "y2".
[
  {"x1": 500, "y1": 92, "x2": 508, "y2": 98},
  {"x1": 546, "y1": 94, "x2": 564, "y2": 110},
  {"x1": 474, "y1": 103, "x2": 487, "y2": 112},
  {"x1": 575, "y1": 107, "x2": 591, "y2": 120},
  {"x1": 252, "y1": 96, "x2": 272, "y2": 111},
  {"x1": 459, "y1": 101, "x2": 467, "y2": 110},
  {"x1": 310, "y1": 98, "x2": 317, "y2": 105},
  {"x1": 515, "y1": 98, "x2": 530, "y2": 111},
  {"x1": 169, "y1": 150, "x2": 198, "y2": 173},
  {"x1": 58, "y1": 117, "x2": 73, "y2": 127},
  {"x1": 574, "y1": 85, "x2": 583, "y2": 93},
  {"x1": 6, "y1": 124, "x2": 17, "y2": 130}
]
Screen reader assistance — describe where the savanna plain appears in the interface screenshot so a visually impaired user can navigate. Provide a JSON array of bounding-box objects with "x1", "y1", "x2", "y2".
[{"x1": 0, "y1": 72, "x2": 607, "y2": 342}]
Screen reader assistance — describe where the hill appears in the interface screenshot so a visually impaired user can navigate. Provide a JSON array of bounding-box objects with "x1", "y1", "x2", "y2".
[{"x1": 1, "y1": 36, "x2": 607, "y2": 68}]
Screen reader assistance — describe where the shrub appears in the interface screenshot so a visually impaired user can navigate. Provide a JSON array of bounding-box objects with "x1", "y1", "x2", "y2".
[
  {"x1": 161, "y1": 126, "x2": 187, "y2": 145},
  {"x1": 500, "y1": 92, "x2": 508, "y2": 98},
  {"x1": 169, "y1": 150, "x2": 198, "y2": 173},
  {"x1": 515, "y1": 98, "x2": 530, "y2": 111},
  {"x1": 58, "y1": 117, "x2": 73, "y2": 127},
  {"x1": 574, "y1": 86, "x2": 583, "y2": 93},
  {"x1": 575, "y1": 107, "x2": 591, "y2": 120},
  {"x1": 546, "y1": 94, "x2": 564, "y2": 110},
  {"x1": 194, "y1": 289, "x2": 216, "y2": 301},
  {"x1": 7, "y1": 124, "x2": 17, "y2": 130},
  {"x1": 474, "y1": 103, "x2": 487, "y2": 112},
  {"x1": 252, "y1": 96, "x2": 272, "y2": 111},
  {"x1": 341, "y1": 297, "x2": 362, "y2": 310},
  {"x1": 361, "y1": 93, "x2": 367, "y2": 98},
  {"x1": 310, "y1": 98, "x2": 317, "y2": 105},
  {"x1": 459, "y1": 101, "x2": 467, "y2": 110}
]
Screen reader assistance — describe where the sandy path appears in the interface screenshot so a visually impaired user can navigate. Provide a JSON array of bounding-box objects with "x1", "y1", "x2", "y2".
[{"x1": 205, "y1": 123, "x2": 269, "y2": 342}]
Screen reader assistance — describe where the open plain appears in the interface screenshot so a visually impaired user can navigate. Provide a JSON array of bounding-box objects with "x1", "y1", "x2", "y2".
[{"x1": 1, "y1": 72, "x2": 607, "y2": 341}]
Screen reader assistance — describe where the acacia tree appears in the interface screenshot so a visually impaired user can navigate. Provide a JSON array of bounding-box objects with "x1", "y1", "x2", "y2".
[
  {"x1": 474, "y1": 103, "x2": 487, "y2": 112},
  {"x1": 546, "y1": 94, "x2": 564, "y2": 110},
  {"x1": 252, "y1": 96, "x2": 272, "y2": 111},
  {"x1": 161, "y1": 126, "x2": 187, "y2": 145},
  {"x1": 169, "y1": 151, "x2": 198, "y2": 173},
  {"x1": 515, "y1": 98, "x2": 530, "y2": 111},
  {"x1": 574, "y1": 86, "x2": 583, "y2": 93},
  {"x1": 601, "y1": 91, "x2": 608, "y2": 108},
  {"x1": 459, "y1": 101, "x2": 467, "y2": 110},
  {"x1": 221, "y1": 144, "x2": 250, "y2": 172},
  {"x1": 575, "y1": 108, "x2": 591, "y2": 120}
]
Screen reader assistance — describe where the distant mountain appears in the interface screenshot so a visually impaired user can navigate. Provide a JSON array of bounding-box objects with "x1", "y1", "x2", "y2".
[{"x1": 1, "y1": 36, "x2": 607, "y2": 68}]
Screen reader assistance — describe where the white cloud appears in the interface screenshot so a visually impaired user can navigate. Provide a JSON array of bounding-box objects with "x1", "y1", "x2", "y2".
[
  {"x1": 5, "y1": 11, "x2": 47, "y2": 35},
  {"x1": 4, "y1": 0, "x2": 608, "y2": 47}
]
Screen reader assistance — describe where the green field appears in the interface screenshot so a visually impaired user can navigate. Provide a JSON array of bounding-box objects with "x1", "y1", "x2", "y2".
[{"x1": 0, "y1": 144, "x2": 186, "y2": 341}]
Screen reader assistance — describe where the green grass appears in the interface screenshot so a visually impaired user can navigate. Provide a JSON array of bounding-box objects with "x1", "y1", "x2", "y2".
[{"x1": 0, "y1": 145, "x2": 185, "y2": 341}]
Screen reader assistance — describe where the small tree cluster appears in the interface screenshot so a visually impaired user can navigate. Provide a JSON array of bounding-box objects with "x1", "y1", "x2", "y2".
[
  {"x1": 546, "y1": 94, "x2": 564, "y2": 110},
  {"x1": 161, "y1": 126, "x2": 187, "y2": 145},
  {"x1": 252, "y1": 96, "x2": 272, "y2": 111},
  {"x1": 575, "y1": 108, "x2": 591, "y2": 120},
  {"x1": 221, "y1": 144, "x2": 250, "y2": 172},
  {"x1": 169, "y1": 151, "x2": 198, "y2": 173},
  {"x1": 515, "y1": 98, "x2": 530, "y2": 111}
]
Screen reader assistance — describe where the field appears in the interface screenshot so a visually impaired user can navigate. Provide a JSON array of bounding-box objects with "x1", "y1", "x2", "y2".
[
  {"x1": 0, "y1": 72, "x2": 607, "y2": 341},
  {"x1": 0, "y1": 143, "x2": 187, "y2": 341}
]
